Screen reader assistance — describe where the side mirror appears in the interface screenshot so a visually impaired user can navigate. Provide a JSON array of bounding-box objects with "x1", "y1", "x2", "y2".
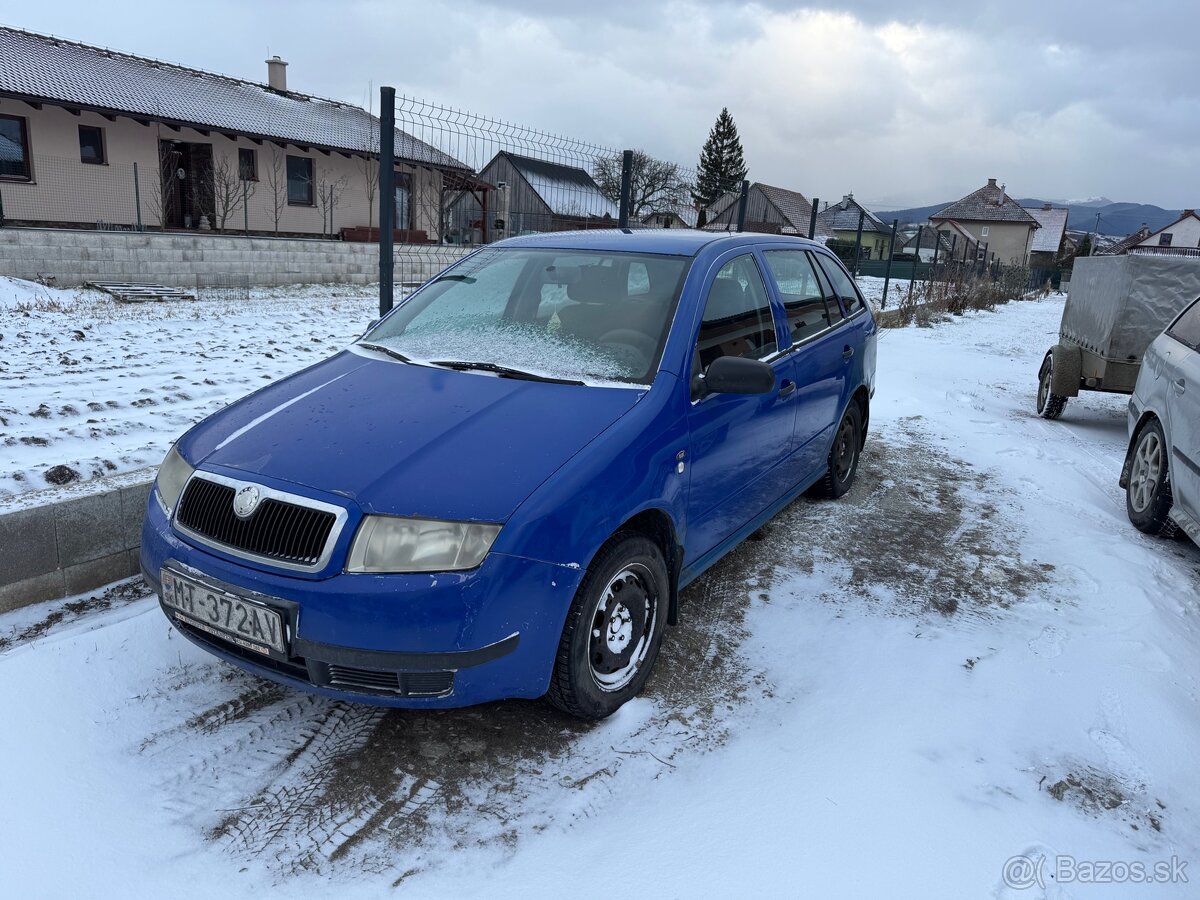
[
  {"x1": 700, "y1": 356, "x2": 775, "y2": 396},
  {"x1": 367, "y1": 318, "x2": 379, "y2": 330}
]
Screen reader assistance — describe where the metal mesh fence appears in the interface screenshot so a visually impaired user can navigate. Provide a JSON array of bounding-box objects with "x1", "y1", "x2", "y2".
[
  {"x1": 377, "y1": 89, "x2": 701, "y2": 311},
  {"x1": 0, "y1": 153, "x2": 154, "y2": 231}
]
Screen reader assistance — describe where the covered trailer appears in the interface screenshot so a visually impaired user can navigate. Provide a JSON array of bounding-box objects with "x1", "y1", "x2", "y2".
[{"x1": 1037, "y1": 254, "x2": 1200, "y2": 418}]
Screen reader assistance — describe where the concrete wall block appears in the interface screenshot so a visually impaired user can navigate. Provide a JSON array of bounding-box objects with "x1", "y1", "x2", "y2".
[
  {"x1": 0, "y1": 571, "x2": 65, "y2": 614},
  {"x1": 120, "y1": 481, "x2": 153, "y2": 549},
  {"x1": 0, "y1": 505, "x2": 58, "y2": 583},
  {"x1": 54, "y1": 488, "x2": 125, "y2": 567},
  {"x1": 63, "y1": 551, "x2": 137, "y2": 596}
]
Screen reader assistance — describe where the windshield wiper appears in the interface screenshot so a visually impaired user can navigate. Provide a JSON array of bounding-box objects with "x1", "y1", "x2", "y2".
[
  {"x1": 358, "y1": 342, "x2": 412, "y2": 364},
  {"x1": 429, "y1": 360, "x2": 584, "y2": 385},
  {"x1": 431, "y1": 274, "x2": 477, "y2": 285}
]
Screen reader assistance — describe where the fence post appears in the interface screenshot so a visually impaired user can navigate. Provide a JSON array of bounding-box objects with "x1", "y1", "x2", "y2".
[
  {"x1": 808, "y1": 197, "x2": 819, "y2": 240},
  {"x1": 379, "y1": 86, "x2": 396, "y2": 317},
  {"x1": 851, "y1": 208, "x2": 865, "y2": 277},
  {"x1": 979, "y1": 241, "x2": 989, "y2": 278},
  {"x1": 133, "y1": 161, "x2": 143, "y2": 232},
  {"x1": 735, "y1": 180, "x2": 750, "y2": 232},
  {"x1": 881, "y1": 218, "x2": 897, "y2": 309},
  {"x1": 908, "y1": 225, "x2": 923, "y2": 303},
  {"x1": 618, "y1": 150, "x2": 633, "y2": 229}
]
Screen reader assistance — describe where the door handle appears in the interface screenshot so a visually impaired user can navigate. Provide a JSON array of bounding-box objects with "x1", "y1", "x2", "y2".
[
  {"x1": 779, "y1": 380, "x2": 796, "y2": 398},
  {"x1": 842, "y1": 346, "x2": 855, "y2": 361},
  {"x1": 1174, "y1": 378, "x2": 1186, "y2": 395}
]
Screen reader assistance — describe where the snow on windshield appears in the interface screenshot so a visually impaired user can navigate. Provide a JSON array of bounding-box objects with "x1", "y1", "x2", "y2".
[{"x1": 363, "y1": 248, "x2": 688, "y2": 385}]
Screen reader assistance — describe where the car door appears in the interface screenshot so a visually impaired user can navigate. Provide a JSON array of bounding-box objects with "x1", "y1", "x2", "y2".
[
  {"x1": 1164, "y1": 299, "x2": 1200, "y2": 518},
  {"x1": 685, "y1": 251, "x2": 797, "y2": 562},
  {"x1": 759, "y1": 248, "x2": 851, "y2": 484}
]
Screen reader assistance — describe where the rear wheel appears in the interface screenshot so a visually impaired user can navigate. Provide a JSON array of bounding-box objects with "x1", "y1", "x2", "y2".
[
  {"x1": 814, "y1": 401, "x2": 862, "y2": 499},
  {"x1": 547, "y1": 534, "x2": 668, "y2": 720},
  {"x1": 1037, "y1": 352, "x2": 1068, "y2": 419},
  {"x1": 1126, "y1": 419, "x2": 1176, "y2": 536}
]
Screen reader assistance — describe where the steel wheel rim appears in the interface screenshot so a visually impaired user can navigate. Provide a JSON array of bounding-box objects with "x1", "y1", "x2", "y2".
[
  {"x1": 834, "y1": 415, "x2": 856, "y2": 482},
  {"x1": 1037, "y1": 362, "x2": 1051, "y2": 412},
  {"x1": 1129, "y1": 430, "x2": 1163, "y2": 513},
  {"x1": 588, "y1": 564, "x2": 656, "y2": 692}
]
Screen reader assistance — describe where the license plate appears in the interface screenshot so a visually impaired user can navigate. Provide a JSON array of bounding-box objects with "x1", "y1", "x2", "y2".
[{"x1": 160, "y1": 569, "x2": 286, "y2": 656}]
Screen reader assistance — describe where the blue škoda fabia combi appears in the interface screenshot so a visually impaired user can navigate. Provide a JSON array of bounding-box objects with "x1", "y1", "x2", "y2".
[{"x1": 141, "y1": 230, "x2": 877, "y2": 719}]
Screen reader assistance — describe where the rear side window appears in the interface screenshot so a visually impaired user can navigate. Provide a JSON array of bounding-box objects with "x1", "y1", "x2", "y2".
[
  {"x1": 695, "y1": 254, "x2": 778, "y2": 368},
  {"x1": 762, "y1": 250, "x2": 838, "y2": 343},
  {"x1": 815, "y1": 254, "x2": 865, "y2": 315},
  {"x1": 1169, "y1": 298, "x2": 1200, "y2": 349}
]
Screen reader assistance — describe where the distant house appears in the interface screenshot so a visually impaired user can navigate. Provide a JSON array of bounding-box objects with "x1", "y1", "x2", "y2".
[
  {"x1": 1024, "y1": 203, "x2": 1070, "y2": 269},
  {"x1": 1126, "y1": 210, "x2": 1200, "y2": 256},
  {"x1": 446, "y1": 151, "x2": 616, "y2": 241},
  {"x1": 642, "y1": 204, "x2": 697, "y2": 229},
  {"x1": 704, "y1": 182, "x2": 832, "y2": 239},
  {"x1": 0, "y1": 26, "x2": 467, "y2": 238},
  {"x1": 929, "y1": 178, "x2": 1040, "y2": 265},
  {"x1": 899, "y1": 228, "x2": 962, "y2": 262},
  {"x1": 817, "y1": 194, "x2": 893, "y2": 260}
]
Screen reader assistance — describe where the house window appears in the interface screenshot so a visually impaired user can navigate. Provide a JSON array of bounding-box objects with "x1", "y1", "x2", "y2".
[
  {"x1": 1159, "y1": 232, "x2": 1173, "y2": 247},
  {"x1": 0, "y1": 114, "x2": 32, "y2": 180},
  {"x1": 980, "y1": 226, "x2": 990, "y2": 238},
  {"x1": 394, "y1": 171, "x2": 412, "y2": 230},
  {"x1": 78, "y1": 125, "x2": 106, "y2": 165},
  {"x1": 238, "y1": 148, "x2": 258, "y2": 181},
  {"x1": 286, "y1": 155, "x2": 313, "y2": 205}
]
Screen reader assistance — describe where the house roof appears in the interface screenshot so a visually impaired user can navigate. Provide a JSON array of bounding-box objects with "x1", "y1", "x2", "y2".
[
  {"x1": 1025, "y1": 206, "x2": 1069, "y2": 253},
  {"x1": 931, "y1": 179, "x2": 1039, "y2": 225},
  {"x1": 757, "y1": 183, "x2": 815, "y2": 232},
  {"x1": 643, "y1": 205, "x2": 698, "y2": 228},
  {"x1": 1099, "y1": 224, "x2": 1156, "y2": 255},
  {"x1": 936, "y1": 220, "x2": 981, "y2": 252},
  {"x1": 500, "y1": 152, "x2": 618, "y2": 219},
  {"x1": 0, "y1": 26, "x2": 464, "y2": 169},
  {"x1": 817, "y1": 195, "x2": 891, "y2": 234}
]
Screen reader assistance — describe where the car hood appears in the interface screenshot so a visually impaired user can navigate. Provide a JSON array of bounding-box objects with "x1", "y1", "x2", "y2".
[{"x1": 179, "y1": 349, "x2": 645, "y2": 522}]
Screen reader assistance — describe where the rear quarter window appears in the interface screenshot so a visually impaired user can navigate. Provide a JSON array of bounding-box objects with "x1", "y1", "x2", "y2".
[
  {"x1": 814, "y1": 254, "x2": 865, "y2": 316},
  {"x1": 1168, "y1": 298, "x2": 1200, "y2": 349}
]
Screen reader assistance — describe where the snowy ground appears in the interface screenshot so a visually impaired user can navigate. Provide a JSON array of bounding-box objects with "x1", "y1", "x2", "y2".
[
  {"x1": 3, "y1": 296, "x2": 1200, "y2": 898},
  {"x1": 0, "y1": 277, "x2": 378, "y2": 503}
]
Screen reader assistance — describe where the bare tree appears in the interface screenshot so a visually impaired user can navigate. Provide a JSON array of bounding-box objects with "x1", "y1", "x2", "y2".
[
  {"x1": 262, "y1": 145, "x2": 287, "y2": 236},
  {"x1": 317, "y1": 168, "x2": 350, "y2": 238},
  {"x1": 209, "y1": 152, "x2": 257, "y2": 232},
  {"x1": 594, "y1": 149, "x2": 691, "y2": 220}
]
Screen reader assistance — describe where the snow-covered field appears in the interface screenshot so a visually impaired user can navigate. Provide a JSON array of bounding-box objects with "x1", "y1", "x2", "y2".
[
  {"x1": 2, "y1": 295, "x2": 1199, "y2": 898},
  {"x1": 0, "y1": 276, "x2": 378, "y2": 503}
]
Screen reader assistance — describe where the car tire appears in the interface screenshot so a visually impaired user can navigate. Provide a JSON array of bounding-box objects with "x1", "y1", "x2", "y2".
[
  {"x1": 547, "y1": 534, "x2": 669, "y2": 721},
  {"x1": 1126, "y1": 418, "x2": 1177, "y2": 537},
  {"x1": 1037, "y1": 352, "x2": 1068, "y2": 419},
  {"x1": 814, "y1": 401, "x2": 863, "y2": 499}
]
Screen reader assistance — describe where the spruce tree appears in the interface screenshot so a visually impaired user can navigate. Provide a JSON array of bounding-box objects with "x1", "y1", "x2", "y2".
[{"x1": 693, "y1": 108, "x2": 748, "y2": 212}]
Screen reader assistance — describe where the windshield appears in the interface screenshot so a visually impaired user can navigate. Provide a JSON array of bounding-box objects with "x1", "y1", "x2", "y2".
[{"x1": 361, "y1": 248, "x2": 691, "y2": 385}]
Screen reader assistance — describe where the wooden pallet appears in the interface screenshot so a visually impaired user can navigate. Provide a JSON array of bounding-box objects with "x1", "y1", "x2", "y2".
[{"x1": 85, "y1": 281, "x2": 197, "y2": 303}]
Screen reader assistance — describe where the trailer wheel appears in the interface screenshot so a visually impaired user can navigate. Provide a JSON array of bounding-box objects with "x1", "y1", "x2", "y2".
[{"x1": 1037, "y1": 352, "x2": 1068, "y2": 419}]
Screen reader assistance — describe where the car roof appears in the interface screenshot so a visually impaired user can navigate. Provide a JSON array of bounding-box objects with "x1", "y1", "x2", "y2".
[{"x1": 492, "y1": 228, "x2": 829, "y2": 257}]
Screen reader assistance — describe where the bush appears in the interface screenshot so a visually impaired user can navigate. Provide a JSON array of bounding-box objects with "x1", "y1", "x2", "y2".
[{"x1": 878, "y1": 264, "x2": 1038, "y2": 328}]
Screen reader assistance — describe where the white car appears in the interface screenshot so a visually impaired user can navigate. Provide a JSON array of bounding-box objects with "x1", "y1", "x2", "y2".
[{"x1": 1122, "y1": 296, "x2": 1200, "y2": 545}]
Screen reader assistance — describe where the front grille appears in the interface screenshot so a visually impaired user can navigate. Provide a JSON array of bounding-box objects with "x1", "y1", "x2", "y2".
[
  {"x1": 326, "y1": 664, "x2": 455, "y2": 697},
  {"x1": 176, "y1": 476, "x2": 337, "y2": 567}
]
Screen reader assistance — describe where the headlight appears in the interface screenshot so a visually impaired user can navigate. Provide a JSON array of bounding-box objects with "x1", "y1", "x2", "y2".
[
  {"x1": 155, "y1": 445, "x2": 193, "y2": 516},
  {"x1": 346, "y1": 516, "x2": 501, "y2": 573}
]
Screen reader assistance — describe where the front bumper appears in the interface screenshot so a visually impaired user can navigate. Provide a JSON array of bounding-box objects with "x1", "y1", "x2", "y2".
[{"x1": 140, "y1": 492, "x2": 584, "y2": 708}]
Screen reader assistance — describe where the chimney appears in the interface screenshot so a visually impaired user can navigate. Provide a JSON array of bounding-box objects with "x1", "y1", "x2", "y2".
[
  {"x1": 1185, "y1": 209, "x2": 1195, "y2": 217},
  {"x1": 987, "y1": 178, "x2": 997, "y2": 187},
  {"x1": 1043, "y1": 201, "x2": 1052, "y2": 210},
  {"x1": 266, "y1": 56, "x2": 288, "y2": 91}
]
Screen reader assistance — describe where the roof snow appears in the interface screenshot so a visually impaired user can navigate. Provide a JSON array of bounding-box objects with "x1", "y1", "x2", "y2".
[{"x1": 1025, "y1": 206, "x2": 1069, "y2": 253}]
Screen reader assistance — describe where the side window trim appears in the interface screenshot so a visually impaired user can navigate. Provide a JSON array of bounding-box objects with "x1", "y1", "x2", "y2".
[
  {"x1": 813, "y1": 252, "x2": 867, "y2": 319},
  {"x1": 805, "y1": 251, "x2": 847, "y2": 326}
]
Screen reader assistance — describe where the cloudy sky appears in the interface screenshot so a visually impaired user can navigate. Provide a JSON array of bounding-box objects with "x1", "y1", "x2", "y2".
[{"x1": 7, "y1": 1, "x2": 1198, "y2": 209}]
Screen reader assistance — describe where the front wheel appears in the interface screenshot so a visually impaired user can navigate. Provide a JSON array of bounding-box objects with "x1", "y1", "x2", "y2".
[
  {"x1": 1126, "y1": 419, "x2": 1176, "y2": 536},
  {"x1": 815, "y1": 401, "x2": 863, "y2": 499},
  {"x1": 1037, "y1": 352, "x2": 1068, "y2": 419},
  {"x1": 547, "y1": 534, "x2": 669, "y2": 720}
]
